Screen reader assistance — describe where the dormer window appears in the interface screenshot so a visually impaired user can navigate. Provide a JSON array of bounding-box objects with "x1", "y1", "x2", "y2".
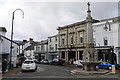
[{"x1": 104, "y1": 21, "x2": 111, "y2": 31}]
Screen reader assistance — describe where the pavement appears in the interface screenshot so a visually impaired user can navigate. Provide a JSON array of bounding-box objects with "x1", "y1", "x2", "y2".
[
  {"x1": 70, "y1": 68, "x2": 119, "y2": 75},
  {"x1": 1, "y1": 67, "x2": 21, "y2": 77}
]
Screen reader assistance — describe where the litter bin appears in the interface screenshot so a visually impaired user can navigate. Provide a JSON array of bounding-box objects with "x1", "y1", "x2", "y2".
[{"x1": 112, "y1": 65, "x2": 116, "y2": 74}]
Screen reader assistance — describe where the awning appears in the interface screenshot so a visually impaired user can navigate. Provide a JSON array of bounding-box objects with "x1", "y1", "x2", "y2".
[{"x1": 48, "y1": 53, "x2": 58, "y2": 55}]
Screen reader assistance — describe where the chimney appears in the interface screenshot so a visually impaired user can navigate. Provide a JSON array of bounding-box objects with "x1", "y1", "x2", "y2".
[
  {"x1": 0, "y1": 27, "x2": 7, "y2": 36},
  {"x1": 29, "y1": 38, "x2": 33, "y2": 43},
  {"x1": 23, "y1": 40, "x2": 27, "y2": 42}
]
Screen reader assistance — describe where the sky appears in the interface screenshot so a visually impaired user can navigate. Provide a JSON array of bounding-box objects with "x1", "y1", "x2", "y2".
[{"x1": 0, "y1": 0, "x2": 119, "y2": 41}]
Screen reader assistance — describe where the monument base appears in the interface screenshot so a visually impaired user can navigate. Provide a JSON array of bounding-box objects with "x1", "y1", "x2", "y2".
[{"x1": 81, "y1": 61, "x2": 101, "y2": 71}]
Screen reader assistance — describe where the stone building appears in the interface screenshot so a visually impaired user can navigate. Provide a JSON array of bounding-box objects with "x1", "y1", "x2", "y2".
[{"x1": 57, "y1": 20, "x2": 98, "y2": 64}]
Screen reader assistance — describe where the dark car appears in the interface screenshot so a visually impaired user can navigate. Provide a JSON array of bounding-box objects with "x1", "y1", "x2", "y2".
[{"x1": 49, "y1": 59, "x2": 65, "y2": 66}]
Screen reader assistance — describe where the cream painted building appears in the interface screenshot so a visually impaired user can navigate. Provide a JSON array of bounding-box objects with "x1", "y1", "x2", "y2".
[{"x1": 57, "y1": 20, "x2": 98, "y2": 63}]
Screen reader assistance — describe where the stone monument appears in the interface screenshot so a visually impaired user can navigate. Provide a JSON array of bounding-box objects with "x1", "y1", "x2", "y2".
[{"x1": 81, "y1": 2, "x2": 100, "y2": 71}]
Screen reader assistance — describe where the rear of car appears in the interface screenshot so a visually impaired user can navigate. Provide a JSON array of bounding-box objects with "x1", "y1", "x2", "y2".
[
  {"x1": 21, "y1": 60, "x2": 37, "y2": 72},
  {"x1": 73, "y1": 60, "x2": 83, "y2": 67}
]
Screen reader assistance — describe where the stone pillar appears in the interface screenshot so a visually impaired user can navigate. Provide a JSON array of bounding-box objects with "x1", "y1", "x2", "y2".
[
  {"x1": 81, "y1": 2, "x2": 100, "y2": 71},
  {"x1": 65, "y1": 51, "x2": 68, "y2": 62},
  {"x1": 76, "y1": 51, "x2": 78, "y2": 60},
  {"x1": 59, "y1": 52, "x2": 62, "y2": 59},
  {"x1": 78, "y1": 51, "x2": 80, "y2": 60}
]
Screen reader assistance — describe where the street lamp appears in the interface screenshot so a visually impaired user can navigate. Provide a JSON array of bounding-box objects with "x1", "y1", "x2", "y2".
[{"x1": 9, "y1": 8, "x2": 24, "y2": 69}]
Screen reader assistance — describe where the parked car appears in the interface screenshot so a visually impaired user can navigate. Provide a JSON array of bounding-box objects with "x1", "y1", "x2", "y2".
[
  {"x1": 73, "y1": 60, "x2": 83, "y2": 67},
  {"x1": 33, "y1": 59, "x2": 39, "y2": 64},
  {"x1": 21, "y1": 60, "x2": 37, "y2": 72},
  {"x1": 98, "y1": 61, "x2": 119, "y2": 69},
  {"x1": 40, "y1": 59, "x2": 49, "y2": 64},
  {"x1": 49, "y1": 59, "x2": 65, "y2": 66}
]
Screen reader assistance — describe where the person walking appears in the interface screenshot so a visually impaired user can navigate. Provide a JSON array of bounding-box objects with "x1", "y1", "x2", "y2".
[
  {"x1": 2, "y1": 59, "x2": 7, "y2": 74},
  {"x1": 16, "y1": 59, "x2": 19, "y2": 68}
]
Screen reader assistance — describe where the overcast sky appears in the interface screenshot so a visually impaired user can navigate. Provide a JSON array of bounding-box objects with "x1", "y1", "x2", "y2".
[{"x1": 0, "y1": 0, "x2": 119, "y2": 41}]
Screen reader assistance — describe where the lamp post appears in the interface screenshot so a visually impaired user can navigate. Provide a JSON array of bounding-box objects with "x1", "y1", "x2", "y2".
[{"x1": 9, "y1": 8, "x2": 24, "y2": 69}]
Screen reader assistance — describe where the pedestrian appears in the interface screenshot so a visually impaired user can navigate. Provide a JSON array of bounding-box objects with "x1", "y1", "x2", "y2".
[
  {"x1": 16, "y1": 59, "x2": 19, "y2": 68},
  {"x1": 2, "y1": 59, "x2": 7, "y2": 74}
]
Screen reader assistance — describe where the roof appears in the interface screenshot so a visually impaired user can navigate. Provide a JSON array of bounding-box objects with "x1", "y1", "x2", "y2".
[
  {"x1": 57, "y1": 19, "x2": 99, "y2": 30},
  {"x1": 100, "y1": 16, "x2": 120, "y2": 22},
  {"x1": 48, "y1": 34, "x2": 58, "y2": 38},
  {"x1": 0, "y1": 27, "x2": 7, "y2": 32},
  {"x1": 24, "y1": 44, "x2": 35, "y2": 50},
  {"x1": 38, "y1": 39, "x2": 48, "y2": 45},
  {"x1": 0, "y1": 34, "x2": 18, "y2": 44}
]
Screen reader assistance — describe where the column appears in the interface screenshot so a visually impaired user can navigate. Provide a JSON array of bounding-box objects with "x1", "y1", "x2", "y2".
[
  {"x1": 78, "y1": 51, "x2": 80, "y2": 60},
  {"x1": 59, "y1": 52, "x2": 62, "y2": 59},
  {"x1": 65, "y1": 51, "x2": 68, "y2": 62},
  {"x1": 76, "y1": 51, "x2": 78, "y2": 60}
]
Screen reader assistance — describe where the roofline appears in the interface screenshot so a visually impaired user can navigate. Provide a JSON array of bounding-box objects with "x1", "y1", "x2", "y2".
[
  {"x1": 100, "y1": 16, "x2": 120, "y2": 22},
  {"x1": 48, "y1": 34, "x2": 58, "y2": 38},
  {"x1": 57, "y1": 19, "x2": 99, "y2": 30},
  {"x1": 0, "y1": 34, "x2": 18, "y2": 45}
]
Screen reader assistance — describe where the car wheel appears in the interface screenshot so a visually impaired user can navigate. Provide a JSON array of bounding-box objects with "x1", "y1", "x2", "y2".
[
  {"x1": 21, "y1": 70, "x2": 24, "y2": 73},
  {"x1": 107, "y1": 66, "x2": 110, "y2": 70}
]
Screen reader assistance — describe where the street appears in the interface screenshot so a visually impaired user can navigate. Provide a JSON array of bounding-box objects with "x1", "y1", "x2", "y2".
[{"x1": 2, "y1": 64, "x2": 120, "y2": 80}]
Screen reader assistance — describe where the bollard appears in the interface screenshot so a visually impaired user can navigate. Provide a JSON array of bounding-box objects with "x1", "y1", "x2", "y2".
[{"x1": 111, "y1": 65, "x2": 116, "y2": 74}]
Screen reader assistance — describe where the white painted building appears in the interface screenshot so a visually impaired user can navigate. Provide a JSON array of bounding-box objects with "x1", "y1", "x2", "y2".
[
  {"x1": 0, "y1": 27, "x2": 18, "y2": 67},
  {"x1": 34, "y1": 40, "x2": 48, "y2": 61},
  {"x1": 93, "y1": 16, "x2": 120, "y2": 65},
  {"x1": 24, "y1": 38, "x2": 36, "y2": 59},
  {"x1": 48, "y1": 34, "x2": 59, "y2": 60}
]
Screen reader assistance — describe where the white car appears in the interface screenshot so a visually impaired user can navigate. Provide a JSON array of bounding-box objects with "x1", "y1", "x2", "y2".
[
  {"x1": 21, "y1": 60, "x2": 37, "y2": 72},
  {"x1": 73, "y1": 60, "x2": 83, "y2": 67}
]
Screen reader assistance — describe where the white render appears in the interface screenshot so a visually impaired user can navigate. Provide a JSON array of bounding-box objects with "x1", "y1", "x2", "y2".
[
  {"x1": 0, "y1": 28, "x2": 18, "y2": 67},
  {"x1": 34, "y1": 40, "x2": 48, "y2": 60},
  {"x1": 24, "y1": 49, "x2": 35, "y2": 59},
  {"x1": 93, "y1": 17, "x2": 120, "y2": 65},
  {"x1": 48, "y1": 35, "x2": 58, "y2": 52}
]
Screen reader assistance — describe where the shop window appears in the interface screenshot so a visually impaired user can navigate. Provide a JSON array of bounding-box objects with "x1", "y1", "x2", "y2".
[{"x1": 62, "y1": 52, "x2": 65, "y2": 59}]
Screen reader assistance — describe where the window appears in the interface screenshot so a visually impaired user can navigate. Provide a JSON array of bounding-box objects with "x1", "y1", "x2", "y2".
[
  {"x1": 41, "y1": 45, "x2": 44, "y2": 51},
  {"x1": 36, "y1": 47, "x2": 40, "y2": 50},
  {"x1": 62, "y1": 38, "x2": 64, "y2": 45},
  {"x1": 55, "y1": 37, "x2": 57, "y2": 42},
  {"x1": 62, "y1": 52, "x2": 65, "y2": 59},
  {"x1": 55, "y1": 44, "x2": 57, "y2": 50},
  {"x1": 103, "y1": 37, "x2": 108, "y2": 45},
  {"x1": 71, "y1": 36, "x2": 73, "y2": 44},
  {"x1": 49, "y1": 45, "x2": 51, "y2": 50},
  {"x1": 50, "y1": 38, "x2": 51, "y2": 42},
  {"x1": 80, "y1": 33, "x2": 83, "y2": 43}
]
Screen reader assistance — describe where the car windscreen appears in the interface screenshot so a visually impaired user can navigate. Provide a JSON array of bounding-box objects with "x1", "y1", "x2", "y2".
[{"x1": 24, "y1": 61, "x2": 34, "y2": 64}]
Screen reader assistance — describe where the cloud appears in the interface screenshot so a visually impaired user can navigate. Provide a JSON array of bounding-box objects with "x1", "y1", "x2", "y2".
[{"x1": 0, "y1": 1, "x2": 118, "y2": 41}]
